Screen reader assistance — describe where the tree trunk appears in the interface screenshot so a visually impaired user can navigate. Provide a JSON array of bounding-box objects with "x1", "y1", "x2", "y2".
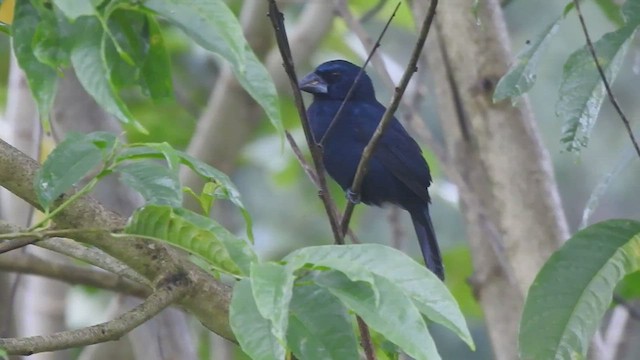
[{"x1": 411, "y1": 0, "x2": 570, "y2": 358}]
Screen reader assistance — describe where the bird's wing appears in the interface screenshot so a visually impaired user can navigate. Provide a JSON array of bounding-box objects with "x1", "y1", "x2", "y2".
[
  {"x1": 350, "y1": 102, "x2": 432, "y2": 203},
  {"x1": 377, "y1": 122, "x2": 432, "y2": 203}
]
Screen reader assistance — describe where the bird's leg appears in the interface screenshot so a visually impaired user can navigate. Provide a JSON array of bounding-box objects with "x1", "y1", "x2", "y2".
[{"x1": 346, "y1": 188, "x2": 361, "y2": 204}]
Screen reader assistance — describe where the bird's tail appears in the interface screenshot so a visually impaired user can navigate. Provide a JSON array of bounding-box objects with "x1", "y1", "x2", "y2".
[{"x1": 410, "y1": 206, "x2": 444, "y2": 280}]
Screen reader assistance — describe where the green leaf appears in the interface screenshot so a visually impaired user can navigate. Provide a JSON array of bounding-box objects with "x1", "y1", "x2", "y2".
[
  {"x1": 284, "y1": 244, "x2": 474, "y2": 349},
  {"x1": 103, "y1": 10, "x2": 146, "y2": 90},
  {"x1": 143, "y1": 0, "x2": 244, "y2": 65},
  {"x1": 519, "y1": 219, "x2": 640, "y2": 360},
  {"x1": 35, "y1": 133, "x2": 106, "y2": 210},
  {"x1": 580, "y1": 145, "x2": 636, "y2": 229},
  {"x1": 622, "y1": 0, "x2": 640, "y2": 25},
  {"x1": 0, "y1": 347, "x2": 7, "y2": 360},
  {"x1": 12, "y1": 0, "x2": 57, "y2": 119},
  {"x1": 143, "y1": 0, "x2": 283, "y2": 136},
  {"x1": 116, "y1": 161, "x2": 182, "y2": 207},
  {"x1": 315, "y1": 271, "x2": 440, "y2": 360},
  {"x1": 32, "y1": 8, "x2": 69, "y2": 70},
  {"x1": 287, "y1": 283, "x2": 359, "y2": 360},
  {"x1": 557, "y1": 25, "x2": 634, "y2": 152},
  {"x1": 616, "y1": 271, "x2": 640, "y2": 299},
  {"x1": 115, "y1": 145, "x2": 253, "y2": 239},
  {"x1": 69, "y1": 16, "x2": 143, "y2": 131},
  {"x1": 595, "y1": 0, "x2": 624, "y2": 26},
  {"x1": 52, "y1": 0, "x2": 94, "y2": 20},
  {"x1": 124, "y1": 205, "x2": 256, "y2": 275},
  {"x1": 250, "y1": 263, "x2": 294, "y2": 343},
  {"x1": 493, "y1": 17, "x2": 561, "y2": 103},
  {"x1": 230, "y1": 279, "x2": 286, "y2": 360},
  {"x1": 183, "y1": 182, "x2": 218, "y2": 216},
  {"x1": 142, "y1": 15, "x2": 173, "y2": 100},
  {"x1": 177, "y1": 151, "x2": 254, "y2": 241}
]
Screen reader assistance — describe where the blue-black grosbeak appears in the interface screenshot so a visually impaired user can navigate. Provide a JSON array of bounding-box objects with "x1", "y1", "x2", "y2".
[{"x1": 300, "y1": 60, "x2": 444, "y2": 280}]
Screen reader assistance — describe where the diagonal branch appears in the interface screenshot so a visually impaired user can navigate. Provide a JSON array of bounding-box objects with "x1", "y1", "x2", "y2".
[
  {"x1": 0, "y1": 251, "x2": 149, "y2": 297},
  {"x1": 267, "y1": 1, "x2": 344, "y2": 244},
  {"x1": 0, "y1": 220, "x2": 150, "y2": 287},
  {"x1": 0, "y1": 273, "x2": 188, "y2": 355},
  {"x1": 318, "y1": 2, "x2": 400, "y2": 147},
  {"x1": 572, "y1": 0, "x2": 640, "y2": 159},
  {"x1": 340, "y1": 0, "x2": 439, "y2": 237},
  {"x1": 0, "y1": 138, "x2": 234, "y2": 340}
]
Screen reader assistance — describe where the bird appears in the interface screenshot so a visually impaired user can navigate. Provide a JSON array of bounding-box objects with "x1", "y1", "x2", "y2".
[{"x1": 299, "y1": 60, "x2": 444, "y2": 280}]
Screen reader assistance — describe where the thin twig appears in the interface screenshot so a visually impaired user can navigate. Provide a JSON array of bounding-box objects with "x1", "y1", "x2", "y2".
[
  {"x1": 0, "y1": 251, "x2": 150, "y2": 297},
  {"x1": 0, "y1": 273, "x2": 188, "y2": 355},
  {"x1": 0, "y1": 220, "x2": 150, "y2": 286},
  {"x1": 356, "y1": 316, "x2": 376, "y2": 360},
  {"x1": 0, "y1": 228, "x2": 111, "y2": 255},
  {"x1": 285, "y1": 130, "x2": 319, "y2": 187},
  {"x1": 319, "y1": 2, "x2": 401, "y2": 146},
  {"x1": 267, "y1": 2, "x2": 378, "y2": 358},
  {"x1": 340, "y1": 0, "x2": 439, "y2": 237},
  {"x1": 360, "y1": 0, "x2": 388, "y2": 23},
  {"x1": 267, "y1": 1, "x2": 345, "y2": 244},
  {"x1": 285, "y1": 131, "x2": 361, "y2": 243},
  {"x1": 573, "y1": 0, "x2": 640, "y2": 159},
  {"x1": 334, "y1": 0, "x2": 397, "y2": 91}
]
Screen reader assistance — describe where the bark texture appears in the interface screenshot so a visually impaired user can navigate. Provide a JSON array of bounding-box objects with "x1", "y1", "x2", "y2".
[{"x1": 411, "y1": 0, "x2": 570, "y2": 358}]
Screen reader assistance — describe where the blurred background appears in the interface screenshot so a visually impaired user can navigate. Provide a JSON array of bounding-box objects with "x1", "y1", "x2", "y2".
[{"x1": 1, "y1": 0, "x2": 639, "y2": 359}]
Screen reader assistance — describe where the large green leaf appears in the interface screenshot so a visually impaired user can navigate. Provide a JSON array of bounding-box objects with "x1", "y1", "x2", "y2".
[
  {"x1": 115, "y1": 145, "x2": 253, "y2": 239},
  {"x1": 52, "y1": 0, "x2": 95, "y2": 20},
  {"x1": 250, "y1": 263, "x2": 294, "y2": 343},
  {"x1": 32, "y1": 7, "x2": 69, "y2": 70},
  {"x1": 623, "y1": 0, "x2": 640, "y2": 25},
  {"x1": 493, "y1": 17, "x2": 561, "y2": 103},
  {"x1": 284, "y1": 244, "x2": 474, "y2": 349},
  {"x1": 141, "y1": 15, "x2": 173, "y2": 100},
  {"x1": 143, "y1": 0, "x2": 283, "y2": 136},
  {"x1": 69, "y1": 16, "x2": 140, "y2": 129},
  {"x1": 579, "y1": 145, "x2": 636, "y2": 229},
  {"x1": 116, "y1": 161, "x2": 182, "y2": 207},
  {"x1": 12, "y1": 0, "x2": 57, "y2": 119},
  {"x1": 315, "y1": 271, "x2": 440, "y2": 360},
  {"x1": 124, "y1": 205, "x2": 256, "y2": 275},
  {"x1": 557, "y1": 25, "x2": 634, "y2": 152},
  {"x1": 35, "y1": 132, "x2": 115, "y2": 210},
  {"x1": 287, "y1": 284, "x2": 359, "y2": 360},
  {"x1": 519, "y1": 219, "x2": 640, "y2": 360},
  {"x1": 230, "y1": 279, "x2": 286, "y2": 360},
  {"x1": 595, "y1": 0, "x2": 624, "y2": 26}
]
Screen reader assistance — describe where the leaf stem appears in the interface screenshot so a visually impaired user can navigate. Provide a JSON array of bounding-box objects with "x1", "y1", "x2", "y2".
[{"x1": 572, "y1": 0, "x2": 640, "y2": 159}]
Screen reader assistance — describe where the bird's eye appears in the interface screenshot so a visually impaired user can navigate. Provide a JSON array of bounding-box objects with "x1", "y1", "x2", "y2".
[{"x1": 329, "y1": 72, "x2": 341, "y2": 80}]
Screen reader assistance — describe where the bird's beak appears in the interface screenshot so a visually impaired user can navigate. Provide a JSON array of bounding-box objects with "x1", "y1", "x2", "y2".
[{"x1": 299, "y1": 72, "x2": 328, "y2": 94}]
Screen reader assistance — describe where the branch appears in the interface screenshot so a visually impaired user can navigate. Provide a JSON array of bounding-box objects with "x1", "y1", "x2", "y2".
[
  {"x1": 0, "y1": 228, "x2": 110, "y2": 255},
  {"x1": 284, "y1": 132, "x2": 360, "y2": 243},
  {"x1": 0, "y1": 274, "x2": 188, "y2": 355},
  {"x1": 318, "y1": 3, "x2": 399, "y2": 148},
  {"x1": 333, "y1": 0, "x2": 396, "y2": 91},
  {"x1": 340, "y1": 0, "x2": 439, "y2": 237},
  {"x1": 0, "y1": 220, "x2": 149, "y2": 287},
  {"x1": 0, "y1": 251, "x2": 149, "y2": 297},
  {"x1": 267, "y1": 2, "x2": 387, "y2": 358},
  {"x1": 572, "y1": 0, "x2": 640, "y2": 159},
  {"x1": 0, "y1": 138, "x2": 234, "y2": 340},
  {"x1": 267, "y1": 1, "x2": 345, "y2": 244}
]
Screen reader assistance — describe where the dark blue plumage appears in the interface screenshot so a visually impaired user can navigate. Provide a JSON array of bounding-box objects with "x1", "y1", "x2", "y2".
[{"x1": 300, "y1": 60, "x2": 444, "y2": 280}]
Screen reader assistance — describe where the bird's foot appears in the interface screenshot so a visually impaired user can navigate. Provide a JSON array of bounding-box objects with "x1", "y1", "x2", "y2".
[{"x1": 346, "y1": 189, "x2": 361, "y2": 204}]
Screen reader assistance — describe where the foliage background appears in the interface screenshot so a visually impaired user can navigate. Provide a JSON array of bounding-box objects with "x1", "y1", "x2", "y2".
[{"x1": 1, "y1": 0, "x2": 639, "y2": 359}]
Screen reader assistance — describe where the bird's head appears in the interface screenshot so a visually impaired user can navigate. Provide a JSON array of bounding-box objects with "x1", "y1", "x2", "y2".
[{"x1": 299, "y1": 60, "x2": 376, "y2": 101}]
